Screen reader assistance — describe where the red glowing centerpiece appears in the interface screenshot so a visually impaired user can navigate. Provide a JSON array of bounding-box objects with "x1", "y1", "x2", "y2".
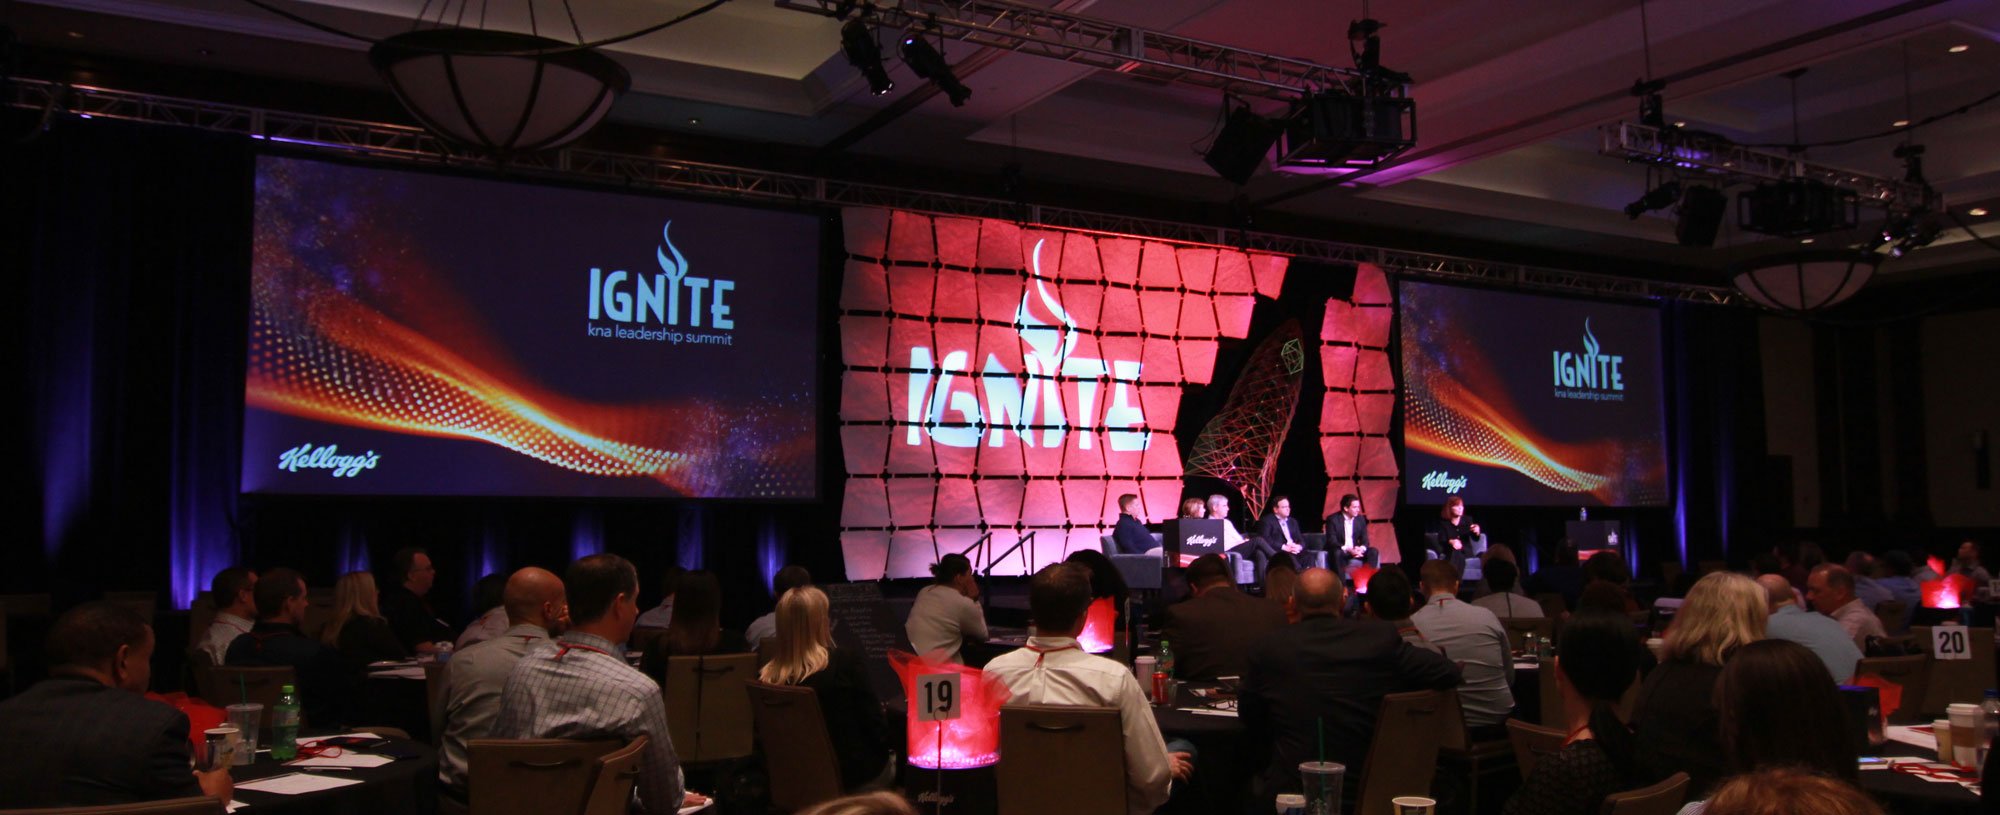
[
  {"x1": 1349, "y1": 563, "x2": 1379, "y2": 594},
  {"x1": 1921, "y1": 574, "x2": 1975, "y2": 610},
  {"x1": 891, "y1": 650, "x2": 1010, "y2": 769},
  {"x1": 1077, "y1": 597, "x2": 1117, "y2": 654}
]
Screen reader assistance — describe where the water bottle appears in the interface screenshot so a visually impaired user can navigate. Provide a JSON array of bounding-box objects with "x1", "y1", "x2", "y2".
[
  {"x1": 436, "y1": 641, "x2": 455, "y2": 664},
  {"x1": 1579, "y1": 507, "x2": 1588, "y2": 521},
  {"x1": 1158, "y1": 639, "x2": 1175, "y2": 680},
  {"x1": 271, "y1": 684, "x2": 301, "y2": 761},
  {"x1": 1980, "y1": 689, "x2": 2000, "y2": 777}
]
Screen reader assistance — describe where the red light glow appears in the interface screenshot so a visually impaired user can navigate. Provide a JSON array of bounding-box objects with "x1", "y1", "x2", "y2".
[
  {"x1": 1921, "y1": 574, "x2": 1974, "y2": 609},
  {"x1": 1078, "y1": 597, "x2": 1117, "y2": 654},
  {"x1": 1350, "y1": 564, "x2": 1379, "y2": 594},
  {"x1": 891, "y1": 651, "x2": 1010, "y2": 770}
]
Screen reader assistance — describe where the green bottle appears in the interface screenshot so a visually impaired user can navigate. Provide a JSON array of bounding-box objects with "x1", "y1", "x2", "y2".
[
  {"x1": 271, "y1": 684, "x2": 301, "y2": 761},
  {"x1": 1158, "y1": 639, "x2": 1175, "y2": 679}
]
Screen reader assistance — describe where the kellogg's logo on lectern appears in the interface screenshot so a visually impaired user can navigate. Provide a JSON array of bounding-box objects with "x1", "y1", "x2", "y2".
[{"x1": 902, "y1": 239, "x2": 1150, "y2": 451}]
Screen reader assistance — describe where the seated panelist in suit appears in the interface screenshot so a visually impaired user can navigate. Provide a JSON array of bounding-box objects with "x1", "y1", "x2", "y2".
[
  {"x1": 1254, "y1": 495, "x2": 1311, "y2": 563},
  {"x1": 1111, "y1": 493, "x2": 1155, "y2": 556},
  {"x1": 1323, "y1": 493, "x2": 1377, "y2": 579}
]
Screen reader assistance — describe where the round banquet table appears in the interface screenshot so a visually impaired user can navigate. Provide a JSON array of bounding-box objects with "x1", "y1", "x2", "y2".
[
  {"x1": 1152, "y1": 683, "x2": 1251, "y2": 815},
  {"x1": 1856, "y1": 736, "x2": 1984, "y2": 813},
  {"x1": 233, "y1": 737, "x2": 438, "y2": 815}
]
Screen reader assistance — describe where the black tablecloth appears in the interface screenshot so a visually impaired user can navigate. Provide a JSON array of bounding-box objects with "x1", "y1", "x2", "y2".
[
  {"x1": 234, "y1": 737, "x2": 437, "y2": 815},
  {"x1": 1153, "y1": 684, "x2": 1250, "y2": 815},
  {"x1": 1858, "y1": 740, "x2": 1984, "y2": 813},
  {"x1": 359, "y1": 673, "x2": 432, "y2": 743}
]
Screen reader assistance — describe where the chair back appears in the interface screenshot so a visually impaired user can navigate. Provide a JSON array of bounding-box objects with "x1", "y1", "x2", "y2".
[
  {"x1": 1854, "y1": 654, "x2": 1930, "y2": 718},
  {"x1": 997, "y1": 704, "x2": 1126, "y2": 815},
  {"x1": 188, "y1": 595, "x2": 218, "y2": 647},
  {"x1": 1910, "y1": 626, "x2": 1994, "y2": 716},
  {"x1": 0, "y1": 797, "x2": 225, "y2": 815},
  {"x1": 1506, "y1": 719, "x2": 1567, "y2": 781},
  {"x1": 465, "y1": 738, "x2": 621, "y2": 815},
  {"x1": 578, "y1": 736, "x2": 649, "y2": 815},
  {"x1": 207, "y1": 666, "x2": 297, "y2": 732},
  {"x1": 1874, "y1": 600, "x2": 1910, "y2": 633},
  {"x1": 184, "y1": 648, "x2": 217, "y2": 704},
  {"x1": 1357, "y1": 690, "x2": 1449, "y2": 815},
  {"x1": 301, "y1": 594, "x2": 335, "y2": 642},
  {"x1": 745, "y1": 680, "x2": 843, "y2": 812},
  {"x1": 1499, "y1": 617, "x2": 1555, "y2": 652},
  {"x1": 425, "y1": 661, "x2": 450, "y2": 746},
  {"x1": 1600, "y1": 771, "x2": 1690, "y2": 815},
  {"x1": 1434, "y1": 688, "x2": 1472, "y2": 751},
  {"x1": 661, "y1": 653, "x2": 756, "y2": 763},
  {"x1": 1533, "y1": 593, "x2": 1567, "y2": 618},
  {"x1": 628, "y1": 628, "x2": 670, "y2": 655},
  {"x1": 0, "y1": 594, "x2": 52, "y2": 616}
]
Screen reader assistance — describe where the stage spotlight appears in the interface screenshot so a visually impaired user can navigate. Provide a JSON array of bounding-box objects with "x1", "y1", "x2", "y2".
[
  {"x1": 841, "y1": 19, "x2": 893, "y2": 96},
  {"x1": 1674, "y1": 185, "x2": 1727, "y2": 247},
  {"x1": 900, "y1": 32, "x2": 970, "y2": 106},
  {"x1": 1623, "y1": 180, "x2": 1682, "y2": 220},
  {"x1": 1204, "y1": 104, "x2": 1283, "y2": 185}
]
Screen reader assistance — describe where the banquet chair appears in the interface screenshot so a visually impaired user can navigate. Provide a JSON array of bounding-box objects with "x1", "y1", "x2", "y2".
[
  {"x1": 0, "y1": 797, "x2": 224, "y2": 815},
  {"x1": 1875, "y1": 600, "x2": 1911, "y2": 634},
  {"x1": 465, "y1": 738, "x2": 622, "y2": 815},
  {"x1": 578, "y1": 735, "x2": 649, "y2": 815},
  {"x1": 1499, "y1": 617, "x2": 1555, "y2": 652},
  {"x1": 1356, "y1": 690, "x2": 1448, "y2": 815},
  {"x1": 102, "y1": 592, "x2": 157, "y2": 624},
  {"x1": 206, "y1": 666, "x2": 297, "y2": 732},
  {"x1": 1601, "y1": 771, "x2": 1689, "y2": 815},
  {"x1": 997, "y1": 704, "x2": 1125, "y2": 815},
  {"x1": 1854, "y1": 655, "x2": 1930, "y2": 719},
  {"x1": 661, "y1": 653, "x2": 755, "y2": 763},
  {"x1": 1435, "y1": 688, "x2": 1514, "y2": 813},
  {"x1": 1909, "y1": 626, "x2": 1994, "y2": 716},
  {"x1": 1506, "y1": 719, "x2": 1566, "y2": 781},
  {"x1": 745, "y1": 680, "x2": 843, "y2": 813}
]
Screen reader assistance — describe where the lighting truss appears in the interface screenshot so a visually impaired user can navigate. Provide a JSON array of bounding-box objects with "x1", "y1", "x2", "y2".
[
  {"x1": 773, "y1": 0, "x2": 1390, "y2": 102},
  {"x1": 4, "y1": 78, "x2": 1737, "y2": 305},
  {"x1": 1599, "y1": 121, "x2": 1940, "y2": 213}
]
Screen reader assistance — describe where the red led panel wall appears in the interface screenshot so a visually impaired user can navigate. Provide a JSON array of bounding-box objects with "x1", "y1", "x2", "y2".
[
  {"x1": 838, "y1": 208, "x2": 1287, "y2": 579},
  {"x1": 1320, "y1": 263, "x2": 1403, "y2": 562}
]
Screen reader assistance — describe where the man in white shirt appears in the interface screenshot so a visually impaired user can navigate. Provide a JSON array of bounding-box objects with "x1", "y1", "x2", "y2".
[
  {"x1": 984, "y1": 564, "x2": 1190, "y2": 815},
  {"x1": 1323, "y1": 493, "x2": 1375, "y2": 580},
  {"x1": 197, "y1": 568, "x2": 257, "y2": 666},
  {"x1": 438, "y1": 567, "x2": 568, "y2": 796},
  {"x1": 1410, "y1": 560, "x2": 1515, "y2": 735},
  {"x1": 743, "y1": 565, "x2": 812, "y2": 652},
  {"x1": 1469, "y1": 560, "x2": 1541, "y2": 619},
  {"x1": 1206, "y1": 495, "x2": 1246, "y2": 549},
  {"x1": 1807, "y1": 564, "x2": 1886, "y2": 651}
]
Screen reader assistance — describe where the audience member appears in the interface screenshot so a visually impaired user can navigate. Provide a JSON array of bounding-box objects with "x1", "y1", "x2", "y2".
[
  {"x1": 224, "y1": 567, "x2": 350, "y2": 725},
  {"x1": 1701, "y1": 768, "x2": 1882, "y2": 815},
  {"x1": 1363, "y1": 567, "x2": 1439, "y2": 654},
  {"x1": 1065, "y1": 548, "x2": 1131, "y2": 609},
  {"x1": 1876, "y1": 551, "x2": 1921, "y2": 632},
  {"x1": 1630, "y1": 571, "x2": 1765, "y2": 797},
  {"x1": 1577, "y1": 581, "x2": 1636, "y2": 616},
  {"x1": 904, "y1": 553, "x2": 988, "y2": 664},
  {"x1": 758, "y1": 586, "x2": 894, "y2": 791},
  {"x1": 745, "y1": 565, "x2": 813, "y2": 652},
  {"x1": 1845, "y1": 552, "x2": 1892, "y2": 610},
  {"x1": 1161, "y1": 554, "x2": 1286, "y2": 681},
  {"x1": 1715, "y1": 639, "x2": 1856, "y2": 782},
  {"x1": 1754, "y1": 575, "x2": 1860, "y2": 683},
  {"x1": 1773, "y1": 542, "x2": 1809, "y2": 592},
  {"x1": 635, "y1": 566, "x2": 685, "y2": 630},
  {"x1": 642, "y1": 570, "x2": 749, "y2": 689},
  {"x1": 1526, "y1": 541, "x2": 1587, "y2": 613},
  {"x1": 1472, "y1": 560, "x2": 1541, "y2": 618},
  {"x1": 0, "y1": 602, "x2": 232, "y2": 807},
  {"x1": 1952, "y1": 540, "x2": 1991, "y2": 584},
  {"x1": 797, "y1": 791, "x2": 918, "y2": 815},
  {"x1": 438, "y1": 567, "x2": 567, "y2": 795},
  {"x1": 493, "y1": 554, "x2": 706, "y2": 813},
  {"x1": 321, "y1": 571, "x2": 408, "y2": 666},
  {"x1": 1111, "y1": 493, "x2": 1154, "y2": 556},
  {"x1": 1411, "y1": 560, "x2": 1514, "y2": 733},
  {"x1": 984, "y1": 564, "x2": 1190, "y2": 815},
  {"x1": 198, "y1": 566, "x2": 258, "y2": 666},
  {"x1": 379, "y1": 547, "x2": 453, "y2": 652},
  {"x1": 456, "y1": 573, "x2": 509, "y2": 649},
  {"x1": 1264, "y1": 561, "x2": 1300, "y2": 622},
  {"x1": 1582, "y1": 552, "x2": 1639, "y2": 612},
  {"x1": 1503, "y1": 612, "x2": 1640, "y2": 815},
  {"x1": 1806, "y1": 565, "x2": 1885, "y2": 651},
  {"x1": 1475, "y1": 543, "x2": 1524, "y2": 597},
  {"x1": 1241, "y1": 568, "x2": 1459, "y2": 798}
]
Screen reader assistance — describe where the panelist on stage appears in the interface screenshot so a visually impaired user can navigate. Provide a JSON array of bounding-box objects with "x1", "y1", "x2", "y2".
[
  {"x1": 1111, "y1": 494, "x2": 1154, "y2": 556},
  {"x1": 1324, "y1": 493, "x2": 1377, "y2": 579},
  {"x1": 1255, "y1": 496, "x2": 1312, "y2": 564},
  {"x1": 1427, "y1": 497, "x2": 1486, "y2": 569}
]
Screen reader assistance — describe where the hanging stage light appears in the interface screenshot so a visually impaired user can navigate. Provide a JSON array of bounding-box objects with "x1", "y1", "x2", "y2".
[
  {"x1": 900, "y1": 31, "x2": 970, "y2": 106},
  {"x1": 841, "y1": 19, "x2": 894, "y2": 95}
]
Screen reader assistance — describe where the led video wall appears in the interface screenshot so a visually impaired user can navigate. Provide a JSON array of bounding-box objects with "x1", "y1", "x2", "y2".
[{"x1": 1317, "y1": 264, "x2": 1404, "y2": 561}]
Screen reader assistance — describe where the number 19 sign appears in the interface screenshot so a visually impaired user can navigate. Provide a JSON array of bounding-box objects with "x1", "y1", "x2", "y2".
[{"x1": 917, "y1": 673, "x2": 962, "y2": 722}]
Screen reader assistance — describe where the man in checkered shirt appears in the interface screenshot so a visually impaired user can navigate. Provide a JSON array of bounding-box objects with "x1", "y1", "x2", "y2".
[{"x1": 493, "y1": 554, "x2": 708, "y2": 812}]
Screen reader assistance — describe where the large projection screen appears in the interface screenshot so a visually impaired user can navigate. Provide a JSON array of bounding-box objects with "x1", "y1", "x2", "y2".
[
  {"x1": 242, "y1": 156, "x2": 820, "y2": 499},
  {"x1": 1399, "y1": 280, "x2": 1668, "y2": 507}
]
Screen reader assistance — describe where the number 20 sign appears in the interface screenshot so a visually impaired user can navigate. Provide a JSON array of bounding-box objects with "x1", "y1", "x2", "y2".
[
  {"x1": 1932, "y1": 626, "x2": 1971, "y2": 661},
  {"x1": 917, "y1": 673, "x2": 962, "y2": 722}
]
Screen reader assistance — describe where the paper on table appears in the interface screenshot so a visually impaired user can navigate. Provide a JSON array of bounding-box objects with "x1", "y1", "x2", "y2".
[
  {"x1": 298, "y1": 733, "x2": 382, "y2": 746},
  {"x1": 1886, "y1": 725, "x2": 1937, "y2": 750},
  {"x1": 225, "y1": 802, "x2": 250, "y2": 813},
  {"x1": 236, "y1": 773, "x2": 364, "y2": 795},
  {"x1": 680, "y1": 798, "x2": 716, "y2": 815},
  {"x1": 369, "y1": 667, "x2": 425, "y2": 679},
  {"x1": 288, "y1": 753, "x2": 394, "y2": 768},
  {"x1": 1178, "y1": 708, "x2": 1239, "y2": 718}
]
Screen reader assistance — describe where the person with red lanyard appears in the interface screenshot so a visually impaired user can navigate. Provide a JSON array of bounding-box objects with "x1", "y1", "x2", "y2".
[
  {"x1": 1503, "y1": 612, "x2": 1642, "y2": 815},
  {"x1": 492, "y1": 555, "x2": 708, "y2": 813},
  {"x1": 983, "y1": 564, "x2": 1192, "y2": 815},
  {"x1": 437, "y1": 567, "x2": 568, "y2": 800}
]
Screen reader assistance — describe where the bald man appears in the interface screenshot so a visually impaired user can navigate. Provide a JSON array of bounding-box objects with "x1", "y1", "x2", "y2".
[
  {"x1": 438, "y1": 567, "x2": 568, "y2": 796},
  {"x1": 1756, "y1": 574, "x2": 1861, "y2": 683},
  {"x1": 1239, "y1": 568, "x2": 1459, "y2": 799}
]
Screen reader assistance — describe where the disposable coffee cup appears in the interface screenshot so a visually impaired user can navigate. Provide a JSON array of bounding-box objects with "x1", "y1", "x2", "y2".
[
  {"x1": 1275, "y1": 793, "x2": 1307, "y2": 815},
  {"x1": 1934, "y1": 718, "x2": 1955, "y2": 763},
  {"x1": 1947, "y1": 703, "x2": 1980, "y2": 766},
  {"x1": 1135, "y1": 655, "x2": 1157, "y2": 679},
  {"x1": 1391, "y1": 797, "x2": 1437, "y2": 815},
  {"x1": 197, "y1": 727, "x2": 235, "y2": 771},
  {"x1": 224, "y1": 703, "x2": 263, "y2": 766},
  {"x1": 1299, "y1": 761, "x2": 1344, "y2": 815},
  {"x1": 1644, "y1": 638, "x2": 1666, "y2": 660}
]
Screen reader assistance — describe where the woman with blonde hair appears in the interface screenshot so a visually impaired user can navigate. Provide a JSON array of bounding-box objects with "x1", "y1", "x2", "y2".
[
  {"x1": 322, "y1": 571, "x2": 407, "y2": 664},
  {"x1": 761, "y1": 586, "x2": 894, "y2": 791},
  {"x1": 1631, "y1": 570, "x2": 1766, "y2": 798}
]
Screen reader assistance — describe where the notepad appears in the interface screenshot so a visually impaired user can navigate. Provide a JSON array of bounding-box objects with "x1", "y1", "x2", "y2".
[
  {"x1": 236, "y1": 773, "x2": 365, "y2": 795},
  {"x1": 287, "y1": 753, "x2": 394, "y2": 769}
]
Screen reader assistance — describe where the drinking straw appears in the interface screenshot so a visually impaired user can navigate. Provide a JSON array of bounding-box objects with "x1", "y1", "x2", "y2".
[
  {"x1": 1317, "y1": 717, "x2": 1325, "y2": 764},
  {"x1": 239, "y1": 675, "x2": 248, "y2": 705}
]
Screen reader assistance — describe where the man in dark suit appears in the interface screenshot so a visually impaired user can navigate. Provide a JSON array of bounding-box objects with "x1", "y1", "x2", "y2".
[
  {"x1": 1240, "y1": 568, "x2": 1460, "y2": 799},
  {"x1": 225, "y1": 567, "x2": 352, "y2": 724},
  {"x1": 0, "y1": 602, "x2": 232, "y2": 807},
  {"x1": 1160, "y1": 555, "x2": 1287, "y2": 681},
  {"x1": 380, "y1": 546, "x2": 454, "y2": 652},
  {"x1": 1111, "y1": 493, "x2": 1155, "y2": 555},
  {"x1": 1324, "y1": 493, "x2": 1377, "y2": 580},
  {"x1": 1255, "y1": 495, "x2": 1312, "y2": 565}
]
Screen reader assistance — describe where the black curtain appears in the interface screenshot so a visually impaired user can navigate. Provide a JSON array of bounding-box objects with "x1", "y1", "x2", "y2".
[{"x1": 1664, "y1": 301, "x2": 1773, "y2": 568}]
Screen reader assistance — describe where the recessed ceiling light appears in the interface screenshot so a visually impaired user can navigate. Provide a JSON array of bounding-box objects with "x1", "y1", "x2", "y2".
[
  {"x1": 1948, "y1": 44, "x2": 1970, "y2": 53},
  {"x1": 1972, "y1": 207, "x2": 1991, "y2": 217},
  {"x1": 1674, "y1": 121, "x2": 1687, "y2": 127},
  {"x1": 687, "y1": 117, "x2": 701, "y2": 125},
  {"x1": 66, "y1": 31, "x2": 83, "y2": 38},
  {"x1": 1800, "y1": 238, "x2": 1816, "y2": 244},
  {"x1": 1893, "y1": 119, "x2": 1910, "y2": 127}
]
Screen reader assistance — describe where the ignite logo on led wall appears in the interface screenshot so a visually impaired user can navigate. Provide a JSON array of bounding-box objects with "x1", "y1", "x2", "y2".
[
  {"x1": 241, "y1": 156, "x2": 819, "y2": 499},
  {"x1": 838, "y1": 208, "x2": 1287, "y2": 579}
]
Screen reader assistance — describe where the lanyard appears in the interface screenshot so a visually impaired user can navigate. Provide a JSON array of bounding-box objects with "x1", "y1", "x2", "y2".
[
  {"x1": 552, "y1": 640, "x2": 612, "y2": 661},
  {"x1": 1562, "y1": 726, "x2": 1591, "y2": 747},
  {"x1": 1026, "y1": 642, "x2": 1079, "y2": 666}
]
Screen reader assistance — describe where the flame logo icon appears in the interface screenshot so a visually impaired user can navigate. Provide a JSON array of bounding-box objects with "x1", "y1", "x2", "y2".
[
  {"x1": 1014, "y1": 239, "x2": 1079, "y2": 362},
  {"x1": 656, "y1": 221, "x2": 688, "y2": 278},
  {"x1": 1582, "y1": 318, "x2": 1599, "y2": 359}
]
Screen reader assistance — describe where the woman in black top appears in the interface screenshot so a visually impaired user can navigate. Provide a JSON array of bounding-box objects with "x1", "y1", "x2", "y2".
[
  {"x1": 1630, "y1": 571, "x2": 1767, "y2": 797},
  {"x1": 1503, "y1": 612, "x2": 1642, "y2": 815},
  {"x1": 322, "y1": 571, "x2": 407, "y2": 665},
  {"x1": 641, "y1": 570, "x2": 748, "y2": 688},
  {"x1": 760, "y1": 585, "x2": 893, "y2": 791},
  {"x1": 1427, "y1": 497, "x2": 1482, "y2": 567}
]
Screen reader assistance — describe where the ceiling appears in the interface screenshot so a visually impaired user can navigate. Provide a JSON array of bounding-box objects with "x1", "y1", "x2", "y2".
[{"x1": 9, "y1": 0, "x2": 2000, "y2": 286}]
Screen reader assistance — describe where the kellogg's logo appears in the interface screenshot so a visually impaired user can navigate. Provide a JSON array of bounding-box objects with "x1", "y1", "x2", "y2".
[
  {"x1": 1421, "y1": 471, "x2": 1468, "y2": 494},
  {"x1": 278, "y1": 443, "x2": 379, "y2": 478}
]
